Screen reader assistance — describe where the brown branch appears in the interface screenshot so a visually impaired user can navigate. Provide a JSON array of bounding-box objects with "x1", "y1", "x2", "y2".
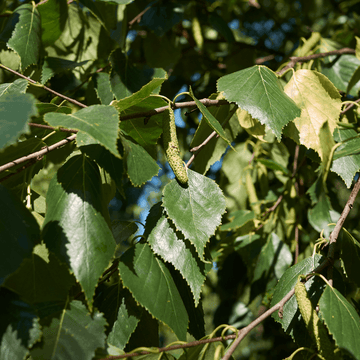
[
  {"x1": 277, "y1": 48, "x2": 355, "y2": 76},
  {"x1": 341, "y1": 97, "x2": 360, "y2": 115},
  {"x1": 28, "y1": 123, "x2": 78, "y2": 133},
  {"x1": 128, "y1": 5, "x2": 152, "y2": 28},
  {"x1": 0, "y1": 64, "x2": 87, "y2": 108},
  {"x1": 120, "y1": 99, "x2": 229, "y2": 121},
  {"x1": 0, "y1": 158, "x2": 38, "y2": 183},
  {"x1": 0, "y1": 134, "x2": 76, "y2": 174}
]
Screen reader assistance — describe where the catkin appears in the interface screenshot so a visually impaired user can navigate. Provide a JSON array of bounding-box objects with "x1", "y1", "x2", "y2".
[{"x1": 163, "y1": 104, "x2": 188, "y2": 184}]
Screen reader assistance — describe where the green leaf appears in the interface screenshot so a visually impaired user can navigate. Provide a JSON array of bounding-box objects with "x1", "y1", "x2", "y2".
[
  {"x1": 337, "y1": 229, "x2": 360, "y2": 287},
  {"x1": 0, "y1": 93, "x2": 38, "y2": 149},
  {"x1": 319, "y1": 286, "x2": 360, "y2": 359},
  {"x1": 256, "y1": 159, "x2": 290, "y2": 175},
  {"x1": 178, "y1": 340, "x2": 225, "y2": 360},
  {"x1": 41, "y1": 57, "x2": 90, "y2": 84},
  {"x1": 93, "y1": 72, "x2": 114, "y2": 105},
  {"x1": 0, "y1": 185, "x2": 40, "y2": 285},
  {"x1": 217, "y1": 65, "x2": 300, "y2": 139},
  {"x1": 97, "y1": 0, "x2": 133, "y2": 3},
  {"x1": 322, "y1": 54, "x2": 360, "y2": 96},
  {"x1": 107, "y1": 298, "x2": 140, "y2": 350},
  {"x1": 3, "y1": 252, "x2": 75, "y2": 303},
  {"x1": 139, "y1": 2, "x2": 183, "y2": 37},
  {"x1": 80, "y1": 144, "x2": 123, "y2": 190},
  {"x1": 220, "y1": 210, "x2": 255, "y2": 231},
  {"x1": 31, "y1": 300, "x2": 107, "y2": 360},
  {"x1": 7, "y1": 3, "x2": 41, "y2": 70},
  {"x1": 331, "y1": 128, "x2": 360, "y2": 187},
  {"x1": 110, "y1": 49, "x2": 166, "y2": 100},
  {"x1": 118, "y1": 242, "x2": 188, "y2": 341},
  {"x1": 145, "y1": 203, "x2": 212, "y2": 306},
  {"x1": 120, "y1": 135, "x2": 160, "y2": 186},
  {"x1": 0, "y1": 325, "x2": 28, "y2": 360},
  {"x1": 44, "y1": 105, "x2": 120, "y2": 157},
  {"x1": 308, "y1": 191, "x2": 340, "y2": 238},
  {"x1": 190, "y1": 99, "x2": 241, "y2": 175},
  {"x1": 42, "y1": 155, "x2": 116, "y2": 308},
  {"x1": 111, "y1": 76, "x2": 167, "y2": 113},
  {"x1": 271, "y1": 255, "x2": 326, "y2": 341},
  {"x1": 0, "y1": 79, "x2": 28, "y2": 96},
  {"x1": 251, "y1": 233, "x2": 292, "y2": 299},
  {"x1": 119, "y1": 96, "x2": 166, "y2": 148},
  {"x1": 284, "y1": 70, "x2": 341, "y2": 158},
  {"x1": 162, "y1": 169, "x2": 226, "y2": 259},
  {"x1": 38, "y1": 0, "x2": 68, "y2": 47},
  {"x1": 333, "y1": 136, "x2": 360, "y2": 159},
  {"x1": 188, "y1": 87, "x2": 232, "y2": 147}
]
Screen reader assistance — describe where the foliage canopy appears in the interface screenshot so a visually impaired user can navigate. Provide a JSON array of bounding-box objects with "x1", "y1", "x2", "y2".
[{"x1": 1, "y1": 1, "x2": 360, "y2": 359}]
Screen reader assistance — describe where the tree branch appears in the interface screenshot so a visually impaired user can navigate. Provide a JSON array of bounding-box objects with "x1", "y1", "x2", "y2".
[
  {"x1": 0, "y1": 134, "x2": 76, "y2": 174},
  {"x1": 0, "y1": 64, "x2": 87, "y2": 108},
  {"x1": 277, "y1": 48, "x2": 355, "y2": 76}
]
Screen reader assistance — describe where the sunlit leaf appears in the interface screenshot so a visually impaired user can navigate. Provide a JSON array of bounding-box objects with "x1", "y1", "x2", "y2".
[
  {"x1": 162, "y1": 169, "x2": 226, "y2": 259},
  {"x1": 217, "y1": 65, "x2": 300, "y2": 139}
]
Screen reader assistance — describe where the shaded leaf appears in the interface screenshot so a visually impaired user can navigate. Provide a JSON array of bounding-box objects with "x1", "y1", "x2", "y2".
[
  {"x1": 110, "y1": 49, "x2": 166, "y2": 100},
  {"x1": 217, "y1": 65, "x2": 300, "y2": 139},
  {"x1": 42, "y1": 155, "x2": 116, "y2": 308},
  {"x1": 0, "y1": 93, "x2": 38, "y2": 149},
  {"x1": 41, "y1": 57, "x2": 90, "y2": 84},
  {"x1": 220, "y1": 210, "x2": 255, "y2": 231},
  {"x1": 3, "y1": 252, "x2": 75, "y2": 304},
  {"x1": 107, "y1": 298, "x2": 140, "y2": 350},
  {"x1": 319, "y1": 286, "x2": 360, "y2": 359},
  {"x1": 0, "y1": 185, "x2": 40, "y2": 285},
  {"x1": 45, "y1": 105, "x2": 120, "y2": 157},
  {"x1": 93, "y1": 72, "x2": 114, "y2": 105},
  {"x1": 38, "y1": 0, "x2": 68, "y2": 47},
  {"x1": 331, "y1": 128, "x2": 360, "y2": 187},
  {"x1": 256, "y1": 159, "x2": 290, "y2": 175},
  {"x1": 337, "y1": 229, "x2": 360, "y2": 287},
  {"x1": 7, "y1": 3, "x2": 41, "y2": 70},
  {"x1": 145, "y1": 203, "x2": 212, "y2": 306},
  {"x1": 31, "y1": 300, "x2": 107, "y2": 360},
  {"x1": 162, "y1": 169, "x2": 226, "y2": 259},
  {"x1": 308, "y1": 191, "x2": 339, "y2": 238},
  {"x1": 120, "y1": 135, "x2": 160, "y2": 186},
  {"x1": 189, "y1": 87, "x2": 232, "y2": 147},
  {"x1": 118, "y1": 242, "x2": 188, "y2": 341}
]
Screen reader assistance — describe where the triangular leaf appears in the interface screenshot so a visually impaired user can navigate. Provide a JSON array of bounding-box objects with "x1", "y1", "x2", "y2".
[
  {"x1": 31, "y1": 300, "x2": 107, "y2": 360},
  {"x1": 217, "y1": 65, "x2": 300, "y2": 139},
  {"x1": 44, "y1": 105, "x2": 120, "y2": 157},
  {"x1": 319, "y1": 286, "x2": 360, "y2": 359},
  {"x1": 7, "y1": 3, "x2": 41, "y2": 70},
  {"x1": 284, "y1": 70, "x2": 341, "y2": 157},
  {"x1": 162, "y1": 169, "x2": 226, "y2": 259},
  {"x1": 145, "y1": 203, "x2": 212, "y2": 306},
  {"x1": 120, "y1": 135, "x2": 160, "y2": 186},
  {"x1": 0, "y1": 93, "x2": 38, "y2": 149},
  {"x1": 42, "y1": 155, "x2": 116, "y2": 309},
  {"x1": 118, "y1": 242, "x2": 188, "y2": 341},
  {"x1": 0, "y1": 185, "x2": 40, "y2": 285}
]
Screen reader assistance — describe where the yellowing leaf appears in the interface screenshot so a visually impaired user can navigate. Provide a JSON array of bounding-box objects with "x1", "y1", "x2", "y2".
[
  {"x1": 237, "y1": 108, "x2": 266, "y2": 141},
  {"x1": 284, "y1": 70, "x2": 341, "y2": 159}
]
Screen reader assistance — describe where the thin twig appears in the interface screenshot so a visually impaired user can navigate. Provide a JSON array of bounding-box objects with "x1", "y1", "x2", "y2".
[
  {"x1": 28, "y1": 123, "x2": 78, "y2": 133},
  {"x1": 294, "y1": 225, "x2": 299, "y2": 264},
  {"x1": 128, "y1": 5, "x2": 152, "y2": 28},
  {"x1": 0, "y1": 134, "x2": 76, "y2": 173},
  {"x1": 100, "y1": 334, "x2": 237, "y2": 360},
  {"x1": 277, "y1": 48, "x2": 355, "y2": 76},
  {"x1": 341, "y1": 98, "x2": 360, "y2": 114},
  {"x1": 0, "y1": 64, "x2": 87, "y2": 108}
]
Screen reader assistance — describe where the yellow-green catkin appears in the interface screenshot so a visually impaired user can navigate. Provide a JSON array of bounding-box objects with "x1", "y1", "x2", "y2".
[
  {"x1": 295, "y1": 279, "x2": 336, "y2": 360},
  {"x1": 163, "y1": 104, "x2": 188, "y2": 184}
]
